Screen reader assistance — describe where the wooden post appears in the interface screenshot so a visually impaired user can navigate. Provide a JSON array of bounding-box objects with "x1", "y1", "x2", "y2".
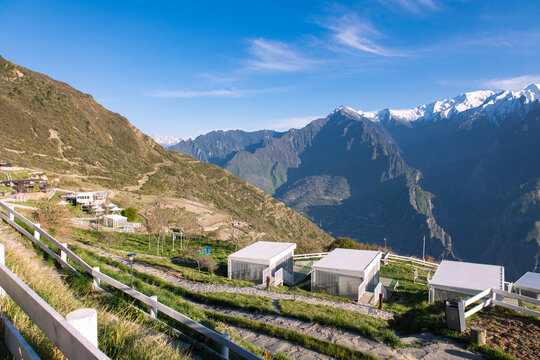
[
  {"x1": 60, "y1": 243, "x2": 68, "y2": 263},
  {"x1": 66, "y1": 308, "x2": 99, "y2": 348},
  {"x1": 150, "y1": 295, "x2": 158, "y2": 319},
  {"x1": 34, "y1": 224, "x2": 41, "y2": 241},
  {"x1": 470, "y1": 326, "x2": 487, "y2": 346},
  {"x1": 92, "y1": 267, "x2": 101, "y2": 289},
  {"x1": 0, "y1": 244, "x2": 5, "y2": 299},
  {"x1": 221, "y1": 333, "x2": 230, "y2": 359}
]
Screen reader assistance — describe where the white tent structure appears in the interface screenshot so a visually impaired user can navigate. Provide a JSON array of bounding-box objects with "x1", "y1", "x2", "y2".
[
  {"x1": 513, "y1": 272, "x2": 540, "y2": 299},
  {"x1": 428, "y1": 260, "x2": 504, "y2": 302},
  {"x1": 311, "y1": 249, "x2": 382, "y2": 303},
  {"x1": 228, "y1": 241, "x2": 296, "y2": 284},
  {"x1": 102, "y1": 214, "x2": 128, "y2": 229}
]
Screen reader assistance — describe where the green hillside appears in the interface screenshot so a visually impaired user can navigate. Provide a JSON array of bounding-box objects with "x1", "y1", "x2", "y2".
[{"x1": 0, "y1": 55, "x2": 332, "y2": 252}]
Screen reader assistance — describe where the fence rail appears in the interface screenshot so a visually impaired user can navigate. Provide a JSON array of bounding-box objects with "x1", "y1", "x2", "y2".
[
  {"x1": 0, "y1": 202, "x2": 261, "y2": 360},
  {"x1": 462, "y1": 288, "x2": 540, "y2": 320},
  {"x1": 293, "y1": 252, "x2": 329, "y2": 260},
  {"x1": 384, "y1": 253, "x2": 439, "y2": 269},
  {"x1": 0, "y1": 259, "x2": 108, "y2": 359}
]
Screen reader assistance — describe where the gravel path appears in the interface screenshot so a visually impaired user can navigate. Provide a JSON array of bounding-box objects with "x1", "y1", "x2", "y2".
[{"x1": 194, "y1": 302, "x2": 484, "y2": 360}]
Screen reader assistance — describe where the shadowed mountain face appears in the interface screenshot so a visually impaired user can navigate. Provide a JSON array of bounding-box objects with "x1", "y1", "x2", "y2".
[
  {"x1": 170, "y1": 89, "x2": 540, "y2": 280},
  {"x1": 0, "y1": 55, "x2": 333, "y2": 252}
]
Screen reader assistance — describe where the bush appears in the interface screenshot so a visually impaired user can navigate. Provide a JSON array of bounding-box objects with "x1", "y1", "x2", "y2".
[
  {"x1": 121, "y1": 207, "x2": 138, "y2": 222},
  {"x1": 326, "y1": 237, "x2": 358, "y2": 251}
]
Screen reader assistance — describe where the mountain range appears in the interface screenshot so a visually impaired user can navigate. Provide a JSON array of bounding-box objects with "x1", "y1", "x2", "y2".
[{"x1": 170, "y1": 85, "x2": 540, "y2": 280}]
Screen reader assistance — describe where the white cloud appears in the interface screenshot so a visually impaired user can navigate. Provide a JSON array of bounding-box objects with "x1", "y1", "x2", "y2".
[
  {"x1": 247, "y1": 38, "x2": 315, "y2": 72},
  {"x1": 482, "y1": 75, "x2": 540, "y2": 91},
  {"x1": 150, "y1": 88, "x2": 246, "y2": 98},
  {"x1": 264, "y1": 115, "x2": 324, "y2": 131},
  {"x1": 320, "y1": 14, "x2": 402, "y2": 56},
  {"x1": 377, "y1": 0, "x2": 439, "y2": 13}
]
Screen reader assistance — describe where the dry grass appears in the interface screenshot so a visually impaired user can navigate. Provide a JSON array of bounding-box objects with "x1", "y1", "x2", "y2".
[{"x1": 0, "y1": 236, "x2": 191, "y2": 360}]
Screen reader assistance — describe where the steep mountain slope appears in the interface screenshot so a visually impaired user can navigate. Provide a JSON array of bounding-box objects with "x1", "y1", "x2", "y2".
[
  {"x1": 169, "y1": 87, "x2": 540, "y2": 279},
  {"x1": 0, "y1": 55, "x2": 332, "y2": 252},
  {"x1": 170, "y1": 129, "x2": 282, "y2": 166}
]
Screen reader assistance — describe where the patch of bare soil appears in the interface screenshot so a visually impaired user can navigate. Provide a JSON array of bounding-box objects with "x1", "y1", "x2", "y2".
[{"x1": 468, "y1": 307, "x2": 540, "y2": 360}]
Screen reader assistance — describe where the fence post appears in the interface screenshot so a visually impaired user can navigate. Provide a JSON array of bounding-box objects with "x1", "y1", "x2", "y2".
[
  {"x1": 221, "y1": 333, "x2": 230, "y2": 359},
  {"x1": 150, "y1": 295, "x2": 158, "y2": 319},
  {"x1": 34, "y1": 223, "x2": 41, "y2": 241},
  {"x1": 7, "y1": 205, "x2": 15, "y2": 222},
  {"x1": 92, "y1": 267, "x2": 101, "y2": 289},
  {"x1": 60, "y1": 243, "x2": 68, "y2": 263},
  {"x1": 66, "y1": 308, "x2": 98, "y2": 347},
  {"x1": 0, "y1": 244, "x2": 5, "y2": 299}
]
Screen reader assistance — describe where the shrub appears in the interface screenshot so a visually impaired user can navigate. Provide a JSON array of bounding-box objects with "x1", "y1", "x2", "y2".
[{"x1": 121, "y1": 207, "x2": 138, "y2": 222}]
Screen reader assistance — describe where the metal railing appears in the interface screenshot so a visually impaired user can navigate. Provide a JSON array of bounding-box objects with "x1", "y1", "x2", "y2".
[{"x1": 0, "y1": 202, "x2": 262, "y2": 360}]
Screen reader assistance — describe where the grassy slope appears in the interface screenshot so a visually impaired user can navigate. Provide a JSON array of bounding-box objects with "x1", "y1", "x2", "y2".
[{"x1": 0, "y1": 54, "x2": 332, "y2": 252}]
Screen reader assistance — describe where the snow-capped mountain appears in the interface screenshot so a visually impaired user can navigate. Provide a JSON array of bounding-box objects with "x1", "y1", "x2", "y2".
[
  {"x1": 337, "y1": 83, "x2": 540, "y2": 127},
  {"x1": 152, "y1": 135, "x2": 185, "y2": 147}
]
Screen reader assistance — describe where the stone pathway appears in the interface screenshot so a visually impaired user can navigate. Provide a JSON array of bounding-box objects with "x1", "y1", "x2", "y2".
[{"x1": 194, "y1": 302, "x2": 484, "y2": 360}]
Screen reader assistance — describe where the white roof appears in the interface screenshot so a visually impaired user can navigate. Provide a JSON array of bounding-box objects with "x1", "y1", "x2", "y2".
[
  {"x1": 514, "y1": 272, "x2": 540, "y2": 292},
  {"x1": 228, "y1": 241, "x2": 296, "y2": 264},
  {"x1": 430, "y1": 260, "x2": 504, "y2": 292},
  {"x1": 104, "y1": 214, "x2": 127, "y2": 221},
  {"x1": 312, "y1": 249, "x2": 382, "y2": 276}
]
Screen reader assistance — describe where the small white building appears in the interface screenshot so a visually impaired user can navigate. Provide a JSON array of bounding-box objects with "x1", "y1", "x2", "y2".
[
  {"x1": 102, "y1": 214, "x2": 128, "y2": 229},
  {"x1": 228, "y1": 241, "x2": 296, "y2": 284},
  {"x1": 513, "y1": 272, "x2": 540, "y2": 299},
  {"x1": 311, "y1": 249, "x2": 382, "y2": 303},
  {"x1": 428, "y1": 260, "x2": 504, "y2": 302},
  {"x1": 74, "y1": 191, "x2": 107, "y2": 206}
]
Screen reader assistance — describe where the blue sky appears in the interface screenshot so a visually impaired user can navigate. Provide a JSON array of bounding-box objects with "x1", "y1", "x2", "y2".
[{"x1": 1, "y1": 0, "x2": 539, "y2": 138}]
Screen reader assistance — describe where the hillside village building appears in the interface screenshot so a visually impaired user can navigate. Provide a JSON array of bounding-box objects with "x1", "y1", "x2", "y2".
[
  {"x1": 228, "y1": 241, "x2": 296, "y2": 284},
  {"x1": 513, "y1": 272, "x2": 540, "y2": 299},
  {"x1": 72, "y1": 192, "x2": 107, "y2": 207},
  {"x1": 428, "y1": 260, "x2": 504, "y2": 302},
  {"x1": 311, "y1": 249, "x2": 382, "y2": 303}
]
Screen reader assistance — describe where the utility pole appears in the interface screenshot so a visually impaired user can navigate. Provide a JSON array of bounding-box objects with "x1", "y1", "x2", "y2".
[
  {"x1": 384, "y1": 237, "x2": 387, "y2": 250},
  {"x1": 422, "y1": 235, "x2": 426, "y2": 261}
]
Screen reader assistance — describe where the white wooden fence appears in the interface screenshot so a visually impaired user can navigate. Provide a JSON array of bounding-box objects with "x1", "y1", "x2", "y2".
[
  {"x1": 293, "y1": 252, "x2": 329, "y2": 260},
  {"x1": 463, "y1": 288, "x2": 540, "y2": 319},
  {"x1": 0, "y1": 202, "x2": 262, "y2": 360},
  {"x1": 0, "y1": 243, "x2": 108, "y2": 360}
]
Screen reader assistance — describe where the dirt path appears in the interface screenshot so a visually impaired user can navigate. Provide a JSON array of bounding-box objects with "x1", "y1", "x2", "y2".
[{"x1": 124, "y1": 160, "x2": 173, "y2": 192}]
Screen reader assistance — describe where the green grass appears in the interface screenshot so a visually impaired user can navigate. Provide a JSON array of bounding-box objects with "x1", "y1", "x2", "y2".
[
  {"x1": 73, "y1": 228, "x2": 235, "y2": 264},
  {"x1": 278, "y1": 300, "x2": 403, "y2": 348},
  {"x1": 136, "y1": 255, "x2": 254, "y2": 287}
]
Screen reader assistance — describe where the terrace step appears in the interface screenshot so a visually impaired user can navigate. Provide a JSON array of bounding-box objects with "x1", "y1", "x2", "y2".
[{"x1": 359, "y1": 291, "x2": 374, "y2": 305}]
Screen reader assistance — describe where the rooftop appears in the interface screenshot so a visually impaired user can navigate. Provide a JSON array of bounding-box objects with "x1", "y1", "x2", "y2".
[
  {"x1": 514, "y1": 272, "x2": 540, "y2": 292},
  {"x1": 228, "y1": 241, "x2": 296, "y2": 262},
  {"x1": 429, "y1": 260, "x2": 504, "y2": 292},
  {"x1": 312, "y1": 248, "x2": 382, "y2": 275}
]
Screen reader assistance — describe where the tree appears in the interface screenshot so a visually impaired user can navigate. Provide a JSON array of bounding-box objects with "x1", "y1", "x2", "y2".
[
  {"x1": 121, "y1": 207, "x2": 138, "y2": 222},
  {"x1": 326, "y1": 237, "x2": 358, "y2": 251},
  {"x1": 34, "y1": 200, "x2": 71, "y2": 236},
  {"x1": 200, "y1": 254, "x2": 217, "y2": 275},
  {"x1": 146, "y1": 202, "x2": 172, "y2": 255}
]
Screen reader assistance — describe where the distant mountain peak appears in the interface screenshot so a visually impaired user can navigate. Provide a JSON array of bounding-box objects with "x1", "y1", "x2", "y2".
[{"x1": 334, "y1": 83, "x2": 540, "y2": 128}]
